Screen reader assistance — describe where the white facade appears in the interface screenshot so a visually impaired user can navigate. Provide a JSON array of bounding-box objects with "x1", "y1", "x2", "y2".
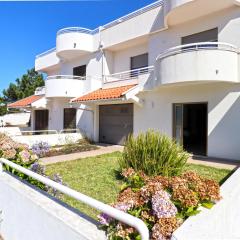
[{"x1": 31, "y1": 0, "x2": 240, "y2": 160}]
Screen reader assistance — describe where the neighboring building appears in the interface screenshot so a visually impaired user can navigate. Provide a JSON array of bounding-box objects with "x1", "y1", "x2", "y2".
[{"x1": 9, "y1": 0, "x2": 240, "y2": 160}]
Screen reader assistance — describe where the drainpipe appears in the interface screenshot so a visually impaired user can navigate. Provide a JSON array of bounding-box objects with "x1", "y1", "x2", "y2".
[{"x1": 99, "y1": 26, "x2": 105, "y2": 83}]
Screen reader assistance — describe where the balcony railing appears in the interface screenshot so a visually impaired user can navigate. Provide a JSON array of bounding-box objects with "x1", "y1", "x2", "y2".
[
  {"x1": 0, "y1": 158, "x2": 149, "y2": 240},
  {"x1": 46, "y1": 75, "x2": 86, "y2": 81},
  {"x1": 57, "y1": 27, "x2": 98, "y2": 36},
  {"x1": 36, "y1": 47, "x2": 56, "y2": 59},
  {"x1": 156, "y1": 42, "x2": 239, "y2": 60},
  {"x1": 57, "y1": 1, "x2": 163, "y2": 36},
  {"x1": 104, "y1": 66, "x2": 154, "y2": 83}
]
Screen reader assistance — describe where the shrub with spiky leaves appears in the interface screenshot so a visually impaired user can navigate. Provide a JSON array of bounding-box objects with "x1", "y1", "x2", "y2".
[{"x1": 119, "y1": 130, "x2": 189, "y2": 177}]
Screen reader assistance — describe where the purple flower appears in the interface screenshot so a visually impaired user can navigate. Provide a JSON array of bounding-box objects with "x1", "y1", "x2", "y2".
[
  {"x1": 152, "y1": 190, "x2": 177, "y2": 219},
  {"x1": 30, "y1": 162, "x2": 46, "y2": 176},
  {"x1": 31, "y1": 141, "x2": 50, "y2": 157},
  {"x1": 98, "y1": 213, "x2": 113, "y2": 225}
]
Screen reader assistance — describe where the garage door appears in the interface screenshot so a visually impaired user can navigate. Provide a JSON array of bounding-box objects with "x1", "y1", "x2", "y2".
[{"x1": 99, "y1": 104, "x2": 133, "y2": 145}]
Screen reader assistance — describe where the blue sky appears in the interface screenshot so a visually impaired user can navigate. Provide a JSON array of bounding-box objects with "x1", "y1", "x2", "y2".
[{"x1": 0, "y1": 0, "x2": 155, "y2": 94}]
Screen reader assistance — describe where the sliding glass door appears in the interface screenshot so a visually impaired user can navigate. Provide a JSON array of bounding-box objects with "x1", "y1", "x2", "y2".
[
  {"x1": 173, "y1": 104, "x2": 183, "y2": 145},
  {"x1": 173, "y1": 103, "x2": 207, "y2": 156}
]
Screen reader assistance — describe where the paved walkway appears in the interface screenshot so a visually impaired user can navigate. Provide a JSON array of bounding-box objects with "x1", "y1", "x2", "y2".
[
  {"x1": 40, "y1": 144, "x2": 124, "y2": 165},
  {"x1": 40, "y1": 143, "x2": 239, "y2": 170},
  {"x1": 188, "y1": 155, "x2": 240, "y2": 170}
]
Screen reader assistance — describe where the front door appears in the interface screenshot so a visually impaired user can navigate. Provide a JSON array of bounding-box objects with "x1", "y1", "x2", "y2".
[
  {"x1": 173, "y1": 103, "x2": 207, "y2": 156},
  {"x1": 35, "y1": 110, "x2": 49, "y2": 131}
]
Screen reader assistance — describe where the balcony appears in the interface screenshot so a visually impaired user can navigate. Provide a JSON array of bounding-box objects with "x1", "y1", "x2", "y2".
[
  {"x1": 56, "y1": 27, "x2": 96, "y2": 60},
  {"x1": 154, "y1": 42, "x2": 239, "y2": 87},
  {"x1": 45, "y1": 75, "x2": 86, "y2": 98},
  {"x1": 164, "y1": 0, "x2": 236, "y2": 26},
  {"x1": 103, "y1": 66, "x2": 154, "y2": 88},
  {"x1": 35, "y1": 48, "x2": 60, "y2": 72}
]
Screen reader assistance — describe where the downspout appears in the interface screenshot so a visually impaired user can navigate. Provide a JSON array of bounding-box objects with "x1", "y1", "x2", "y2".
[{"x1": 99, "y1": 26, "x2": 105, "y2": 83}]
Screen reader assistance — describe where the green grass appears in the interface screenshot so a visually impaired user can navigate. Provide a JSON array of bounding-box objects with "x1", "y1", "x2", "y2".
[{"x1": 46, "y1": 151, "x2": 232, "y2": 219}]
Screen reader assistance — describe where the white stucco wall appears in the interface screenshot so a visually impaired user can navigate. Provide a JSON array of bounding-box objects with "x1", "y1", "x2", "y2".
[
  {"x1": 60, "y1": 52, "x2": 102, "y2": 78},
  {"x1": 47, "y1": 98, "x2": 70, "y2": 131},
  {"x1": 100, "y1": 5, "x2": 163, "y2": 48},
  {"x1": 149, "y1": 6, "x2": 240, "y2": 65},
  {"x1": 13, "y1": 133, "x2": 83, "y2": 147},
  {"x1": 76, "y1": 106, "x2": 94, "y2": 140},
  {"x1": 113, "y1": 43, "x2": 148, "y2": 73},
  {"x1": 0, "y1": 172, "x2": 106, "y2": 240},
  {"x1": 135, "y1": 83, "x2": 240, "y2": 160}
]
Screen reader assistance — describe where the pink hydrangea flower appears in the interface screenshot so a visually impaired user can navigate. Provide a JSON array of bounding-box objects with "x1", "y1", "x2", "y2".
[{"x1": 152, "y1": 190, "x2": 177, "y2": 219}]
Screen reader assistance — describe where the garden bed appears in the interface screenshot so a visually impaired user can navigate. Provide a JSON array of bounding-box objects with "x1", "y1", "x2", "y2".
[
  {"x1": 46, "y1": 152, "x2": 233, "y2": 220},
  {"x1": 32, "y1": 139, "x2": 99, "y2": 158}
]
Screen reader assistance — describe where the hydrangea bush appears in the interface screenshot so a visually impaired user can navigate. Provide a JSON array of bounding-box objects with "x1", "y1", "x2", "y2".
[
  {"x1": 0, "y1": 133, "x2": 38, "y2": 165},
  {"x1": 0, "y1": 133, "x2": 64, "y2": 198},
  {"x1": 99, "y1": 168, "x2": 221, "y2": 240}
]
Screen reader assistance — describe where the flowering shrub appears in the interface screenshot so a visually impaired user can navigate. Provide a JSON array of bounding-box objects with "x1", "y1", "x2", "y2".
[
  {"x1": 99, "y1": 168, "x2": 221, "y2": 240},
  {"x1": 0, "y1": 133, "x2": 38, "y2": 164},
  {"x1": 0, "y1": 134, "x2": 64, "y2": 198},
  {"x1": 119, "y1": 130, "x2": 189, "y2": 177},
  {"x1": 31, "y1": 141, "x2": 50, "y2": 157}
]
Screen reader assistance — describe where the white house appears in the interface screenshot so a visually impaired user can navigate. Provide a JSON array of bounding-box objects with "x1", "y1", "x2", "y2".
[{"x1": 9, "y1": 0, "x2": 240, "y2": 160}]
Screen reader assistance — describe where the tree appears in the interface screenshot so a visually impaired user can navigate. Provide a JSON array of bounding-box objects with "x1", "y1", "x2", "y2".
[
  {"x1": 2, "y1": 68, "x2": 44, "y2": 102},
  {"x1": 0, "y1": 97, "x2": 7, "y2": 116}
]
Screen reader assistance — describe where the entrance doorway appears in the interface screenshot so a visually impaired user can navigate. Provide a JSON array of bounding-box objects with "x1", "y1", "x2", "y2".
[
  {"x1": 35, "y1": 110, "x2": 49, "y2": 131},
  {"x1": 173, "y1": 103, "x2": 207, "y2": 156},
  {"x1": 64, "y1": 108, "x2": 76, "y2": 129}
]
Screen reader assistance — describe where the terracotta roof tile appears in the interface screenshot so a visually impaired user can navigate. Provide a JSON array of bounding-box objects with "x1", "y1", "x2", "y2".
[
  {"x1": 8, "y1": 95, "x2": 43, "y2": 108},
  {"x1": 72, "y1": 84, "x2": 136, "y2": 103}
]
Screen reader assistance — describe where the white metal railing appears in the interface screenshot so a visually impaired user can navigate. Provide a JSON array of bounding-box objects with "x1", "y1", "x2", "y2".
[
  {"x1": 37, "y1": 1, "x2": 163, "y2": 59},
  {"x1": 156, "y1": 42, "x2": 239, "y2": 61},
  {"x1": 36, "y1": 48, "x2": 56, "y2": 59},
  {"x1": 57, "y1": 1, "x2": 163, "y2": 37},
  {"x1": 17, "y1": 130, "x2": 58, "y2": 136},
  {"x1": 12, "y1": 129, "x2": 83, "y2": 136},
  {"x1": 59, "y1": 129, "x2": 80, "y2": 134},
  {"x1": 57, "y1": 27, "x2": 97, "y2": 36},
  {"x1": 104, "y1": 66, "x2": 154, "y2": 83},
  {"x1": 46, "y1": 75, "x2": 86, "y2": 81},
  {"x1": 96, "y1": 0, "x2": 163, "y2": 30},
  {"x1": 0, "y1": 158, "x2": 149, "y2": 240}
]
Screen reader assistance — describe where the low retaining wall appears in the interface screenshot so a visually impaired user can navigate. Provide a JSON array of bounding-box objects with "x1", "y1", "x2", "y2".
[
  {"x1": 0, "y1": 172, "x2": 106, "y2": 240},
  {"x1": 172, "y1": 168, "x2": 240, "y2": 240},
  {"x1": 12, "y1": 133, "x2": 83, "y2": 147}
]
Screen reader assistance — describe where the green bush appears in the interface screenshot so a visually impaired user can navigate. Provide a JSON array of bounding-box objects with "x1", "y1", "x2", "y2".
[{"x1": 119, "y1": 130, "x2": 189, "y2": 177}]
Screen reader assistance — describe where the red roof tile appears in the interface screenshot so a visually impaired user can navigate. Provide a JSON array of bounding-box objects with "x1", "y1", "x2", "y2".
[
  {"x1": 8, "y1": 95, "x2": 43, "y2": 108},
  {"x1": 72, "y1": 85, "x2": 136, "y2": 103}
]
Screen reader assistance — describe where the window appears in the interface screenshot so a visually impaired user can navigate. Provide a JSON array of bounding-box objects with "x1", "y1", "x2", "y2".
[
  {"x1": 130, "y1": 53, "x2": 148, "y2": 78},
  {"x1": 130, "y1": 53, "x2": 148, "y2": 70},
  {"x1": 73, "y1": 65, "x2": 86, "y2": 77},
  {"x1": 182, "y1": 28, "x2": 218, "y2": 45}
]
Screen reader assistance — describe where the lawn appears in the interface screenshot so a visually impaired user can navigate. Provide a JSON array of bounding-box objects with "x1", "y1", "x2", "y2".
[{"x1": 46, "y1": 151, "x2": 232, "y2": 219}]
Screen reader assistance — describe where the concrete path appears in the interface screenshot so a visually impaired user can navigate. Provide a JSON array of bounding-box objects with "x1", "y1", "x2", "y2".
[
  {"x1": 188, "y1": 155, "x2": 240, "y2": 170},
  {"x1": 40, "y1": 144, "x2": 124, "y2": 165},
  {"x1": 40, "y1": 143, "x2": 239, "y2": 170}
]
